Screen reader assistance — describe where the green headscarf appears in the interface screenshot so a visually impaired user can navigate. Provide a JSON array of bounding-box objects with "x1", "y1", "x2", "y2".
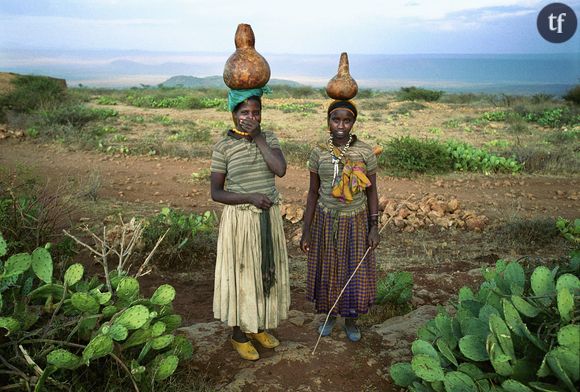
[{"x1": 227, "y1": 86, "x2": 272, "y2": 112}]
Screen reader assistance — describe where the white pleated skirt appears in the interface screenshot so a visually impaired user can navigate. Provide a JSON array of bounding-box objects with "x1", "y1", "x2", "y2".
[{"x1": 213, "y1": 203, "x2": 290, "y2": 333}]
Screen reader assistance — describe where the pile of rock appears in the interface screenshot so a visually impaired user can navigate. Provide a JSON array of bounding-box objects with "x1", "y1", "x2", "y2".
[
  {"x1": 0, "y1": 127, "x2": 24, "y2": 140},
  {"x1": 380, "y1": 194, "x2": 489, "y2": 232},
  {"x1": 280, "y1": 204, "x2": 304, "y2": 224}
]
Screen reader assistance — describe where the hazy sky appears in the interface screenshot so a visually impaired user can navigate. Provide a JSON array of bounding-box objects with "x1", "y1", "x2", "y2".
[{"x1": 1, "y1": 0, "x2": 578, "y2": 54}]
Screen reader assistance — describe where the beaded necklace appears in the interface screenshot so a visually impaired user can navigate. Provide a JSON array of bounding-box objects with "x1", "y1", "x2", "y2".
[
  {"x1": 231, "y1": 128, "x2": 250, "y2": 136},
  {"x1": 327, "y1": 134, "x2": 353, "y2": 187}
]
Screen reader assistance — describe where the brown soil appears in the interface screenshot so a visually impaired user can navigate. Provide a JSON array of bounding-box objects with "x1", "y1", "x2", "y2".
[{"x1": 0, "y1": 102, "x2": 577, "y2": 391}]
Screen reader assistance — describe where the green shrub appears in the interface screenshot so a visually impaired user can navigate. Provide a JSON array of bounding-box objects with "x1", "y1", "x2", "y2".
[
  {"x1": 0, "y1": 231, "x2": 193, "y2": 391},
  {"x1": 38, "y1": 105, "x2": 118, "y2": 128},
  {"x1": 563, "y1": 85, "x2": 580, "y2": 104},
  {"x1": 123, "y1": 93, "x2": 227, "y2": 110},
  {"x1": 268, "y1": 102, "x2": 319, "y2": 113},
  {"x1": 522, "y1": 107, "x2": 580, "y2": 128},
  {"x1": 397, "y1": 87, "x2": 443, "y2": 102},
  {"x1": 0, "y1": 177, "x2": 76, "y2": 255},
  {"x1": 480, "y1": 110, "x2": 508, "y2": 122},
  {"x1": 378, "y1": 136, "x2": 452, "y2": 175},
  {"x1": 556, "y1": 217, "x2": 580, "y2": 246},
  {"x1": 390, "y1": 102, "x2": 428, "y2": 116},
  {"x1": 545, "y1": 128, "x2": 580, "y2": 144},
  {"x1": 142, "y1": 208, "x2": 217, "y2": 269},
  {"x1": 390, "y1": 252, "x2": 580, "y2": 392},
  {"x1": 280, "y1": 140, "x2": 312, "y2": 166},
  {"x1": 445, "y1": 140, "x2": 522, "y2": 173},
  {"x1": 376, "y1": 271, "x2": 413, "y2": 305},
  {"x1": 0, "y1": 75, "x2": 67, "y2": 116},
  {"x1": 270, "y1": 85, "x2": 325, "y2": 99},
  {"x1": 96, "y1": 96, "x2": 118, "y2": 105},
  {"x1": 497, "y1": 217, "x2": 560, "y2": 251}
]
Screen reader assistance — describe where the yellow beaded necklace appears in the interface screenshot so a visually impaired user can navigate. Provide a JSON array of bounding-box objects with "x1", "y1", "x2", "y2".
[{"x1": 231, "y1": 128, "x2": 250, "y2": 136}]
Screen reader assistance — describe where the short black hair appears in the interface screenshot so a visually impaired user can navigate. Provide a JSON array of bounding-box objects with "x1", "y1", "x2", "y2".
[{"x1": 233, "y1": 95, "x2": 262, "y2": 113}]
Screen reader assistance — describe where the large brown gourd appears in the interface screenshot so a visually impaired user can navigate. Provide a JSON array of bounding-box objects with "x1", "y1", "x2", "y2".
[
  {"x1": 326, "y1": 52, "x2": 358, "y2": 100},
  {"x1": 223, "y1": 24, "x2": 271, "y2": 89}
]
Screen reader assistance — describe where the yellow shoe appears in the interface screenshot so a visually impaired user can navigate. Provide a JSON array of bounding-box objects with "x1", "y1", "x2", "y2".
[
  {"x1": 247, "y1": 331, "x2": 280, "y2": 349},
  {"x1": 230, "y1": 338, "x2": 259, "y2": 361}
]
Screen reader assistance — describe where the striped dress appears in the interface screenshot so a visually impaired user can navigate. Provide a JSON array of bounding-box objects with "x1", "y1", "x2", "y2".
[
  {"x1": 306, "y1": 138, "x2": 377, "y2": 317},
  {"x1": 210, "y1": 131, "x2": 290, "y2": 333}
]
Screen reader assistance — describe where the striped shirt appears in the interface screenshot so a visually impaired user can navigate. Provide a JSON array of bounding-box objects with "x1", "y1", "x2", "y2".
[
  {"x1": 308, "y1": 137, "x2": 377, "y2": 213},
  {"x1": 211, "y1": 131, "x2": 281, "y2": 203}
]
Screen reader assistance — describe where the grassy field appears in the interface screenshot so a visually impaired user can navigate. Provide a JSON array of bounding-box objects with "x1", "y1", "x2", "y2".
[{"x1": 0, "y1": 77, "x2": 578, "y2": 391}]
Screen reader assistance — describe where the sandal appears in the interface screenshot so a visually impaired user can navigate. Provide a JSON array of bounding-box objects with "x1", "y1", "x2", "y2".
[
  {"x1": 230, "y1": 338, "x2": 259, "y2": 361},
  {"x1": 317, "y1": 316, "x2": 336, "y2": 336},
  {"x1": 247, "y1": 331, "x2": 280, "y2": 349}
]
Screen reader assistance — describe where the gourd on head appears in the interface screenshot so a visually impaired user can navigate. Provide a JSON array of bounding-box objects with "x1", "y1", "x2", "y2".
[
  {"x1": 223, "y1": 24, "x2": 271, "y2": 89},
  {"x1": 326, "y1": 52, "x2": 358, "y2": 100}
]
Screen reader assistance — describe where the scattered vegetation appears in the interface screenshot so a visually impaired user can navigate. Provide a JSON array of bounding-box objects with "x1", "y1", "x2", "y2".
[
  {"x1": 397, "y1": 87, "x2": 443, "y2": 102},
  {"x1": 563, "y1": 84, "x2": 580, "y2": 105},
  {"x1": 280, "y1": 140, "x2": 312, "y2": 166},
  {"x1": 378, "y1": 136, "x2": 452, "y2": 175},
  {"x1": 360, "y1": 271, "x2": 414, "y2": 326},
  {"x1": 0, "y1": 75, "x2": 67, "y2": 121},
  {"x1": 377, "y1": 137, "x2": 521, "y2": 176},
  {"x1": 497, "y1": 217, "x2": 560, "y2": 251},
  {"x1": 142, "y1": 208, "x2": 218, "y2": 269}
]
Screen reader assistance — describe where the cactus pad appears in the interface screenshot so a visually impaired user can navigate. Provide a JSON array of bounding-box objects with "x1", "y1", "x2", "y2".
[
  {"x1": 64, "y1": 263, "x2": 84, "y2": 286},
  {"x1": 150, "y1": 284, "x2": 176, "y2": 306},
  {"x1": 31, "y1": 247, "x2": 53, "y2": 284},
  {"x1": 47, "y1": 349, "x2": 82, "y2": 370}
]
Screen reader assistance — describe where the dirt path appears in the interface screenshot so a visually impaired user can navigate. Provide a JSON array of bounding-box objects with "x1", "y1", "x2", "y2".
[{"x1": 1, "y1": 140, "x2": 578, "y2": 391}]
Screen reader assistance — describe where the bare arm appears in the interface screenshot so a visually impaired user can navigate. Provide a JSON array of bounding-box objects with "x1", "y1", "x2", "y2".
[
  {"x1": 210, "y1": 172, "x2": 273, "y2": 210},
  {"x1": 300, "y1": 171, "x2": 320, "y2": 252},
  {"x1": 242, "y1": 119, "x2": 287, "y2": 177},
  {"x1": 365, "y1": 173, "x2": 380, "y2": 250}
]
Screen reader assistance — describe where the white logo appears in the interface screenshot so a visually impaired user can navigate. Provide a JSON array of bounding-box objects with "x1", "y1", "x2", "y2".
[{"x1": 549, "y1": 13, "x2": 567, "y2": 33}]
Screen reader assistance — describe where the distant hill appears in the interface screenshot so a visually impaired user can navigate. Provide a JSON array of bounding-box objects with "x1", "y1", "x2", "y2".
[{"x1": 160, "y1": 75, "x2": 303, "y2": 88}]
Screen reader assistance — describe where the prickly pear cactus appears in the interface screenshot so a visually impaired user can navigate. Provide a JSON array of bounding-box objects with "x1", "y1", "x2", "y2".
[
  {"x1": 0, "y1": 317, "x2": 21, "y2": 335},
  {"x1": 116, "y1": 277, "x2": 140, "y2": 301},
  {"x1": 122, "y1": 328, "x2": 152, "y2": 350},
  {"x1": 71, "y1": 292, "x2": 101, "y2": 314},
  {"x1": 31, "y1": 247, "x2": 53, "y2": 284},
  {"x1": 171, "y1": 335, "x2": 193, "y2": 361},
  {"x1": 102, "y1": 305, "x2": 118, "y2": 318},
  {"x1": 150, "y1": 284, "x2": 176, "y2": 306},
  {"x1": 151, "y1": 334, "x2": 174, "y2": 350},
  {"x1": 152, "y1": 354, "x2": 179, "y2": 381},
  {"x1": 0, "y1": 233, "x2": 6, "y2": 257},
  {"x1": 158, "y1": 314, "x2": 182, "y2": 332},
  {"x1": 114, "y1": 304, "x2": 149, "y2": 330},
  {"x1": 390, "y1": 253, "x2": 580, "y2": 392},
  {"x1": 151, "y1": 321, "x2": 166, "y2": 337},
  {"x1": 82, "y1": 334, "x2": 114, "y2": 363},
  {"x1": 2, "y1": 253, "x2": 32, "y2": 279},
  {"x1": 47, "y1": 349, "x2": 82, "y2": 370},
  {"x1": 64, "y1": 263, "x2": 84, "y2": 286},
  {"x1": 109, "y1": 324, "x2": 129, "y2": 341}
]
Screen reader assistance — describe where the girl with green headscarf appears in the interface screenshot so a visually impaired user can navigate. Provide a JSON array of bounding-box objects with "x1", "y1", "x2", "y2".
[{"x1": 210, "y1": 88, "x2": 290, "y2": 361}]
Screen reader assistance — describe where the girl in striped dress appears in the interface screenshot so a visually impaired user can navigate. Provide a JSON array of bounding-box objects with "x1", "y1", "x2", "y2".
[
  {"x1": 210, "y1": 89, "x2": 290, "y2": 360},
  {"x1": 301, "y1": 100, "x2": 380, "y2": 342}
]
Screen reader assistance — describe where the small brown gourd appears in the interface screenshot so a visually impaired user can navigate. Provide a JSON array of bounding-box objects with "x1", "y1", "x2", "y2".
[
  {"x1": 223, "y1": 24, "x2": 271, "y2": 89},
  {"x1": 326, "y1": 52, "x2": 358, "y2": 100}
]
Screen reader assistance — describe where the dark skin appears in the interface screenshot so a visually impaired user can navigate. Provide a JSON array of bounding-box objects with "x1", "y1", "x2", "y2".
[
  {"x1": 300, "y1": 108, "x2": 380, "y2": 328},
  {"x1": 210, "y1": 98, "x2": 287, "y2": 342}
]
